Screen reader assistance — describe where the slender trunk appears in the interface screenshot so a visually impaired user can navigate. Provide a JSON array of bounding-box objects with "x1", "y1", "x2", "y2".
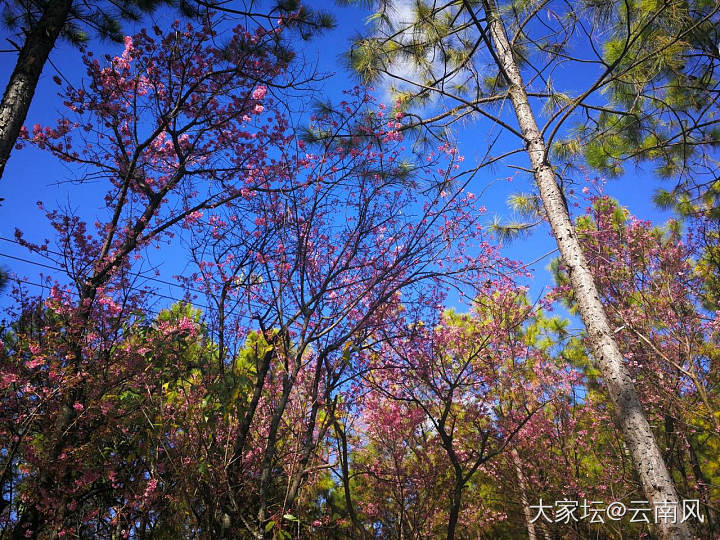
[
  {"x1": 257, "y1": 369, "x2": 294, "y2": 531},
  {"x1": 0, "y1": 0, "x2": 73, "y2": 180},
  {"x1": 284, "y1": 407, "x2": 334, "y2": 508},
  {"x1": 285, "y1": 351, "x2": 336, "y2": 509},
  {"x1": 231, "y1": 344, "x2": 275, "y2": 467},
  {"x1": 446, "y1": 471, "x2": 463, "y2": 540},
  {"x1": 687, "y1": 435, "x2": 713, "y2": 534},
  {"x1": 334, "y1": 419, "x2": 364, "y2": 537},
  {"x1": 479, "y1": 1, "x2": 690, "y2": 538},
  {"x1": 10, "y1": 506, "x2": 39, "y2": 540},
  {"x1": 511, "y1": 448, "x2": 537, "y2": 540}
]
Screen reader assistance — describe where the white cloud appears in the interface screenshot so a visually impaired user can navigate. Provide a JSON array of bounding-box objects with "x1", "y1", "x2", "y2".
[{"x1": 373, "y1": 0, "x2": 465, "y2": 106}]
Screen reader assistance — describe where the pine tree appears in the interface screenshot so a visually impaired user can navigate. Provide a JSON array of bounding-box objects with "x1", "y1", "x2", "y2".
[
  {"x1": 0, "y1": 0, "x2": 335, "y2": 182},
  {"x1": 0, "y1": 0, "x2": 187, "y2": 181},
  {"x1": 343, "y1": 0, "x2": 720, "y2": 537}
]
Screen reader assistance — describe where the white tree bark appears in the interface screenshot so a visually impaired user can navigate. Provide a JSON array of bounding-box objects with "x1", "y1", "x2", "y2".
[
  {"x1": 480, "y1": 1, "x2": 691, "y2": 538},
  {"x1": 511, "y1": 447, "x2": 537, "y2": 540}
]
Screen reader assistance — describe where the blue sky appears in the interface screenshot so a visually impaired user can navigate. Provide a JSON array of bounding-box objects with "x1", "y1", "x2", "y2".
[{"x1": 0, "y1": 1, "x2": 676, "y2": 317}]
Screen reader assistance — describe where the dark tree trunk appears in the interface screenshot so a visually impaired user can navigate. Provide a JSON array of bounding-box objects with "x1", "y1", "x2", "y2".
[
  {"x1": 0, "y1": 0, "x2": 73, "y2": 180},
  {"x1": 446, "y1": 473, "x2": 463, "y2": 540}
]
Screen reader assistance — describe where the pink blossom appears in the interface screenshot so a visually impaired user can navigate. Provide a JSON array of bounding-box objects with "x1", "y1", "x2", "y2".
[
  {"x1": 25, "y1": 357, "x2": 44, "y2": 369},
  {"x1": 252, "y1": 85, "x2": 267, "y2": 100},
  {"x1": 1, "y1": 373, "x2": 18, "y2": 386}
]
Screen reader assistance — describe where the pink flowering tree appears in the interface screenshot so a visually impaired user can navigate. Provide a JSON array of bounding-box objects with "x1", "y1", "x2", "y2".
[
  {"x1": 353, "y1": 284, "x2": 575, "y2": 539},
  {"x1": 472, "y1": 196, "x2": 720, "y2": 539},
  {"x1": 0, "y1": 17, "x2": 299, "y2": 538},
  {"x1": 0, "y1": 12, "x2": 510, "y2": 538},
  {"x1": 551, "y1": 195, "x2": 720, "y2": 536},
  {"x1": 349, "y1": 389, "x2": 453, "y2": 537},
  {"x1": 167, "y1": 89, "x2": 504, "y2": 536},
  {"x1": 484, "y1": 356, "x2": 635, "y2": 538}
]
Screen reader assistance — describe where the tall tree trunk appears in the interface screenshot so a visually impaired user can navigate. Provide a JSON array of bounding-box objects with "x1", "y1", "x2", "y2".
[
  {"x1": 511, "y1": 448, "x2": 537, "y2": 540},
  {"x1": 479, "y1": 1, "x2": 690, "y2": 538},
  {"x1": 446, "y1": 471, "x2": 464, "y2": 540},
  {"x1": 687, "y1": 435, "x2": 713, "y2": 535},
  {"x1": 0, "y1": 0, "x2": 73, "y2": 180},
  {"x1": 334, "y1": 419, "x2": 365, "y2": 537},
  {"x1": 257, "y1": 368, "x2": 294, "y2": 532}
]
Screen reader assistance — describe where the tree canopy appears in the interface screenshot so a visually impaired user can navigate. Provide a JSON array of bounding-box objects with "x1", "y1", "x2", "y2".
[{"x1": 1, "y1": 1, "x2": 719, "y2": 539}]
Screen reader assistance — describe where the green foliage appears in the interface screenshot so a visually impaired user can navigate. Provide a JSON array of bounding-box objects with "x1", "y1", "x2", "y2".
[
  {"x1": 1, "y1": 1, "x2": 186, "y2": 44},
  {"x1": 346, "y1": 37, "x2": 387, "y2": 83},
  {"x1": 489, "y1": 193, "x2": 543, "y2": 243},
  {"x1": 580, "y1": 0, "x2": 720, "y2": 225},
  {"x1": 507, "y1": 193, "x2": 542, "y2": 218}
]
